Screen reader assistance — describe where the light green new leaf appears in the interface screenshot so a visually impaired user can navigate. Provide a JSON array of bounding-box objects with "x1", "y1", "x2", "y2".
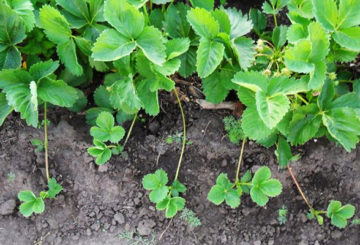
[
  {"x1": 37, "y1": 78, "x2": 79, "y2": 107},
  {"x1": 323, "y1": 107, "x2": 360, "y2": 152},
  {"x1": 241, "y1": 107, "x2": 274, "y2": 141},
  {"x1": 267, "y1": 76, "x2": 309, "y2": 95},
  {"x1": 90, "y1": 111, "x2": 125, "y2": 143},
  {"x1": 18, "y1": 190, "x2": 45, "y2": 217},
  {"x1": 212, "y1": 9, "x2": 231, "y2": 34},
  {"x1": 275, "y1": 136, "x2": 293, "y2": 168},
  {"x1": 312, "y1": 0, "x2": 338, "y2": 31},
  {"x1": 250, "y1": 187, "x2": 269, "y2": 206},
  {"x1": 207, "y1": 173, "x2": 240, "y2": 208},
  {"x1": 6, "y1": 0, "x2": 35, "y2": 32},
  {"x1": 327, "y1": 200, "x2": 355, "y2": 229},
  {"x1": 136, "y1": 26, "x2": 166, "y2": 65},
  {"x1": 88, "y1": 139, "x2": 112, "y2": 165},
  {"x1": 231, "y1": 37, "x2": 255, "y2": 71},
  {"x1": 29, "y1": 60, "x2": 59, "y2": 82},
  {"x1": 109, "y1": 77, "x2": 143, "y2": 114},
  {"x1": 256, "y1": 91, "x2": 290, "y2": 129},
  {"x1": 288, "y1": 0, "x2": 313, "y2": 19},
  {"x1": 104, "y1": 0, "x2": 144, "y2": 39},
  {"x1": 39, "y1": 5, "x2": 72, "y2": 44},
  {"x1": 196, "y1": 38, "x2": 224, "y2": 78},
  {"x1": 0, "y1": 93, "x2": 12, "y2": 126},
  {"x1": 143, "y1": 169, "x2": 169, "y2": 203},
  {"x1": 165, "y1": 197, "x2": 185, "y2": 218},
  {"x1": 187, "y1": 7, "x2": 219, "y2": 39},
  {"x1": 92, "y1": 29, "x2": 136, "y2": 61},
  {"x1": 47, "y1": 178, "x2": 63, "y2": 199},
  {"x1": 284, "y1": 40, "x2": 314, "y2": 73},
  {"x1": 337, "y1": 0, "x2": 360, "y2": 29}
]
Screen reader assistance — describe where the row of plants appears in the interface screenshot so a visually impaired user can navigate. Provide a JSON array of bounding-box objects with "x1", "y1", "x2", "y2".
[{"x1": 0, "y1": 0, "x2": 359, "y2": 229}]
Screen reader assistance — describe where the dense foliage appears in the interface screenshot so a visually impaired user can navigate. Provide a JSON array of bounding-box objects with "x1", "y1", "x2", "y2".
[{"x1": 0, "y1": 0, "x2": 358, "y2": 228}]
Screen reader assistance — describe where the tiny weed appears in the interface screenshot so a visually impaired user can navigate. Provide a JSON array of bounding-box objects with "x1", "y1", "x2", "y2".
[
  {"x1": 277, "y1": 205, "x2": 288, "y2": 225},
  {"x1": 223, "y1": 116, "x2": 245, "y2": 145},
  {"x1": 7, "y1": 172, "x2": 15, "y2": 182},
  {"x1": 180, "y1": 208, "x2": 201, "y2": 228},
  {"x1": 31, "y1": 139, "x2": 44, "y2": 152},
  {"x1": 118, "y1": 230, "x2": 156, "y2": 245}
]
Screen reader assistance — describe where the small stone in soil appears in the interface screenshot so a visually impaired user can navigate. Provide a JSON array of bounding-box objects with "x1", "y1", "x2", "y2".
[
  {"x1": 0, "y1": 199, "x2": 16, "y2": 216},
  {"x1": 113, "y1": 213, "x2": 125, "y2": 224},
  {"x1": 137, "y1": 219, "x2": 156, "y2": 236}
]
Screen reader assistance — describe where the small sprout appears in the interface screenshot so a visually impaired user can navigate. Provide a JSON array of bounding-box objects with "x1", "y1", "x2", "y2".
[
  {"x1": 143, "y1": 169, "x2": 186, "y2": 218},
  {"x1": 351, "y1": 218, "x2": 360, "y2": 226},
  {"x1": 118, "y1": 230, "x2": 156, "y2": 245},
  {"x1": 277, "y1": 205, "x2": 288, "y2": 225},
  {"x1": 165, "y1": 136, "x2": 173, "y2": 144},
  {"x1": 31, "y1": 139, "x2": 44, "y2": 152},
  {"x1": 180, "y1": 208, "x2": 201, "y2": 228},
  {"x1": 327, "y1": 200, "x2": 355, "y2": 229},
  {"x1": 7, "y1": 172, "x2": 15, "y2": 182}
]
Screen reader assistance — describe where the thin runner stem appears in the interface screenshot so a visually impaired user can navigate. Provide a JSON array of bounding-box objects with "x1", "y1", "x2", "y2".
[
  {"x1": 287, "y1": 165, "x2": 312, "y2": 210},
  {"x1": 44, "y1": 102, "x2": 50, "y2": 183},
  {"x1": 173, "y1": 88, "x2": 186, "y2": 181},
  {"x1": 123, "y1": 112, "x2": 138, "y2": 147},
  {"x1": 273, "y1": 14, "x2": 278, "y2": 27},
  {"x1": 235, "y1": 139, "x2": 247, "y2": 183}
]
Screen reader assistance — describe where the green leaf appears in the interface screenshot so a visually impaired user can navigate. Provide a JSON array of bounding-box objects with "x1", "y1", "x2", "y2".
[
  {"x1": 337, "y1": 0, "x2": 360, "y2": 29},
  {"x1": 90, "y1": 111, "x2": 125, "y2": 143},
  {"x1": 327, "y1": 200, "x2": 355, "y2": 229},
  {"x1": 256, "y1": 91, "x2": 290, "y2": 129},
  {"x1": 208, "y1": 173, "x2": 239, "y2": 207},
  {"x1": 29, "y1": 60, "x2": 59, "y2": 82},
  {"x1": 318, "y1": 79, "x2": 335, "y2": 110},
  {"x1": 37, "y1": 78, "x2": 79, "y2": 107},
  {"x1": 190, "y1": 0, "x2": 214, "y2": 11},
  {"x1": 208, "y1": 185, "x2": 225, "y2": 205},
  {"x1": 202, "y1": 67, "x2": 234, "y2": 103},
  {"x1": 165, "y1": 197, "x2": 185, "y2": 218},
  {"x1": 312, "y1": 0, "x2": 338, "y2": 31},
  {"x1": 18, "y1": 190, "x2": 45, "y2": 217},
  {"x1": 57, "y1": 39, "x2": 83, "y2": 76},
  {"x1": 284, "y1": 40, "x2": 314, "y2": 73},
  {"x1": 165, "y1": 38, "x2": 191, "y2": 60},
  {"x1": 232, "y1": 71, "x2": 267, "y2": 92},
  {"x1": 47, "y1": 178, "x2": 62, "y2": 199},
  {"x1": 323, "y1": 107, "x2": 360, "y2": 152},
  {"x1": 109, "y1": 77, "x2": 143, "y2": 114},
  {"x1": 171, "y1": 180, "x2": 186, "y2": 197},
  {"x1": 0, "y1": 69, "x2": 38, "y2": 127},
  {"x1": 288, "y1": 104, "x2": 322, "y2": 145},
  {"x1": 104, "y1": 0, "x2": 144, "y2": 39},
  {"x1": 94, "y1": 86, "x2": 112, "y2": 108},
  {"x1": 87, "y1": 139, "x2": 112, "y2": 165},
  {"x1": 241, "y1": 107, "x2": 274, "y2": 141},
  {"x1": 143, "y1": 169, "x2": 169, "y2": 204},
  {"x1": 39, "y1": 5, "x2": 72, "y2": 44},
  {"x1": 272, "y1": 25, "x2": 287, "y2": 49},
  {"x1": 333, "y1": 27, "x2": 360, "y2": 52},
  {"x1": 231, "y1": 37, "x2": 255, "y2": 71},
  {"x1": 164, "y1": 3, "x2": 191, "y2": 39},
  {"x1": 18, "y1": 190, "x2": 36, "y2": 202},
  {"x1": 250, "y1": 187, "x2": 269, "y2": 207},
  {"x1": 223, "y1": 8, "x2": 253, "y2": 39},
  {"x1": 137, "y1": 79, "x2": 159, "y2": 116},
  {"x1": 187, "y1": 7, "x2": 219, "y2": 39},
  {"x1": 92, "y1": 29, "x2": 136, "y2": 61},
  {"x1": 6, "y1": 0, "x2": 35, "y2": 32},
  {"x1": 0, "y1": 92, "x2": 12, "y2": 126},
  {"x1": 288, "y1": 0, "x2": 313, "y2": 19},
  {"x1": 328, "y1": 93, "x2": 360, "y2": 110},
  {"x1": 224, "y1": 189, "x2": 241, "y2": 208},
  {"x1": 0, "y1": 47, "x2": 22, "y2": 70},
  {"x1": 275, "y1": 136, "x2": 293, "y2": 168},
  {"x1": 252, "y1": 166, "x2": 271, "y2": 185},
  {"x1": 212, "y1": 9, "x2": 231, "y2": 34},
  {"x1": 179, "y1": 46, "x2": 197, "y2": 78},
  {"x1": 260, "y1": 179, "x2": 282, "y2": 197},
  {"x1": 267, "y1": 76, "x2": 309, "y2": 95},
  {"x1": 196, "y1": 38, "x2": 224, "y2": 78},
  {"x1": 250, "y1": 9, "x2": 267, "y2": 35},
  {"x1": 136, "y1": 26, "x2": 166, "y2": 65}
]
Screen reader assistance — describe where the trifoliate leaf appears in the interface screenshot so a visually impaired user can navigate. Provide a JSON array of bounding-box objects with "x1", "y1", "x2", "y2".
[
  {"x1": 6, "y1": 0, "x2": 35, "y2": 32},
  {"x1": 323, "y1": 107, "x2": 360, "y2": 152},
  {"x1": 143, "y1": 169, "x2": 169, "y2": 203},
  {"x1": 104, "y1": 0, "x2": 144, "y2": 39},
  {"x1": 241, "y1": 107, "x2": 274, "y2": 141},
  {"x1": 47, "y1": 178, "x2": 62, "y2": 199},
  {"x1": 212, "y1": 9, "x2": 231, "y2": 34},
  {"x1": 37, "y1": 78, "x2": 79, "y2": 108},
  {"x1": 18, "y1": 190, "x2": 45, "y2": 217},
  {"x1": 90, "y1": 111, "x2": 125, "y2": 143},
  {"x1": 165, "y1": 197, "x2": 185, "y2": 218},
  {"x1": 87, "y1": 139, "x2": 112, "y2": 165},
  {"x1": 327, "y1": 200, "x2": 355, "y2": 229},
  {"x1": 196, "y1": 38, "x2": 224, "y2": 78},
  {"x1": 187, "y1": 7, "x2": 219, "y2": 39},
  {"x1": 164, "y1": 3, "x2": 191, "y2": 39},
  {"x1": 337, "y1": 0, "x2": 360, "y2": 29},
  {"x1": 136, "y1": 26, "x2": 166, "y2": 66},
  {"x1": 231, "y1": 37, "x2": 255, "y2": 71},
  {"x1": 208, "y1": 173, "x2": 240, "y2": 208},
  {"x1": 91, "y1": 29, "x2": 136, "y2": 61},
  {"x1": 333, "y1": 27, "x2": 360, "y2": 52}
]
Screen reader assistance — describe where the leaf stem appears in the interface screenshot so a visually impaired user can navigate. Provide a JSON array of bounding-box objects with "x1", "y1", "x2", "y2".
[
  {"x1": 273, "y1": 14, "x2": 278, "y2": 27},
  {"x1": 296, "y1": 94, "x2": 309, "y2": 105},
  {"x1": 143, "y1": 5, "x2": 150, "y2": 24},
  {"x1": 173, "y1": 88, "x2": 186, "y2": 181},
  {"x1": 44, "y1": 102, "x2": 50, "y2": 183},
  {"x1": 287, "y1": 165, "x2": 312, "y2": 210},
  {"x1": 123, "y1": 112, "x2": 138, "y2": 147},
  {"x1": 235, "y1": 139, "x2": 247, "y2": 183}
]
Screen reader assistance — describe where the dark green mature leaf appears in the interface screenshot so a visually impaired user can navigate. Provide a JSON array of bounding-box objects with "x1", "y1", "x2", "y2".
[
  {"x1": 272, "y1": 25, "x2": 287, "y2": 49},
  {"x1": 0, "y1": 92, "x2": 12, "y2": 126},
  {"x1": 165, "y1": 38, "x2": 191, "y2": 60},
  {"x1": 318, "y1": 79, "x2": 335, "y2": 110},
  {"x1": 137, "y1": 79, "x2": 159, "y2": 116},
  {"x1": 327, "y1": 200, "x2": 355, "y2": 229},
  {"x1": 187, "y1": 7, "x2": 219, "y2": 40},
  {"x1": 29, "y1": 60, "x2": 59, "y2": 82},
  {"x1": 91, "y1": 29, "x2": 136, "y2": 61},
  {"x1": 179, "y1": 46, "x2": 197, "y2": 78},
  {"x1": 5, "y1": 0, "x2": 35, "y2": 32},
  {"x1": 37, "y1": 78, "x2": 79, "y2": 107},
  {"x1": 0, "y1": 69, "x2": 38, "y2": 127},
  {"x1": 86, "y1": 107, "x2": 113, "y2": 125},
  {"x1": 323, "y1": 107, "x2": 360, "y2": 152},
  {"x1": 250, "y1": 9, "x2": 267, "y2": 35},
  {"x1": 94, "y1": 86, "x2": 112, "y2": 108},
  {"x1": 242, "y1": 107, "x2": 274, "y2": 141},
  {"x1": 88, "y1": 139, "x2": 112, "y2": 165},
  {"x1": 0, "y1": 5, "x2": 26, "y2": 69},
  {"x1": 164, "y1": 3, "x2": 191, "y2": 39},
  {"x1": 57, "y1": 39, "x2": 83, "y2": 76},
  {"x1": 136, "y1": 26, "x2": 166, "y2": 65},
  {"x1": 196, "y1": 38, "x2": 224, "y2": 78},
  {"x1": 104, "y1": 0, "x2": 144, "y2": 39},
  {"x1": 267, "y1": 76, "x2": 308, "y2": 95},
  {"x1": 190, "y1": 0, "x2": 214, "y2": 11}
]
